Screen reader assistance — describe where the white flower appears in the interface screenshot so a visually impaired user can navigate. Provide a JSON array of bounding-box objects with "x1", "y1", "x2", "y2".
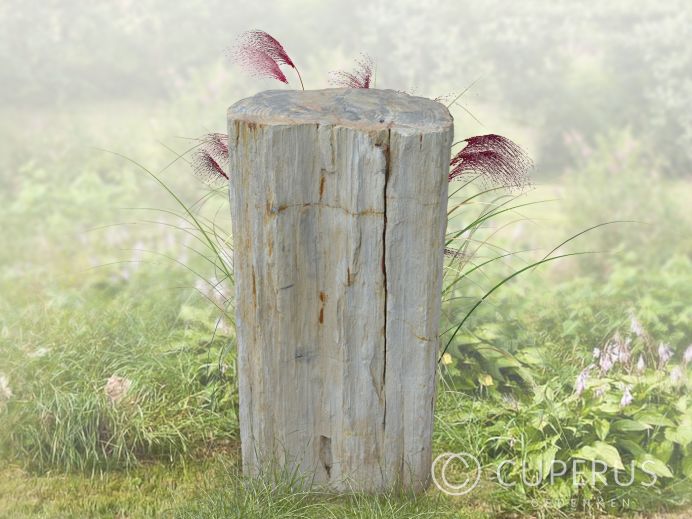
[
  {"x1": 620, "y1": 385, "x2": 634, "y2": 408},
  {"x1": 684, "y1": 345, "x2": 692, "y2": 365},
  {"x1": 104, "y1": 375, "x2": 133, "y2": 405},
  {"x1": 636, "y1": 355, "x2": 646, "y2": 373},
  {"x1": 593, "y1": 347, "x2": 601, "y2": 359},
  {"x1": 575, "y1": 366, "x2": 591, "y2": 397},
  {"x1": 28, "y1": 347, "x2": 50, "y2": 358},
  {"x1": 630, "y1": 314, "x2": 645, "y2": 338},
  {"x1": 670, "y1": 366, "x2": 684, "y2": 385},
  {"x1": 0, "y1": 374, "x2": 13, "y2": 401},
  {"x1": 658, "y1": 343, "x2": 674, "y2": 366}
]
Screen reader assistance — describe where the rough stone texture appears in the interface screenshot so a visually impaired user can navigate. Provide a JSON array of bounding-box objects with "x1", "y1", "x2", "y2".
[{"x1": 228, "y1": 88, "x2": 453, "y2": 492}]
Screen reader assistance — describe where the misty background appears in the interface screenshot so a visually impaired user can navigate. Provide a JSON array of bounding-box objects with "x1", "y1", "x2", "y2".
[
  {"x1": 3, "y1": 0, "x2": 692, "y2": 176},
  {"x1": 2, "y1": 0, "x2": 691, "y2": 311},
  {"x1": 0, "y1": 0, "x2": 688, "y2": 323}
]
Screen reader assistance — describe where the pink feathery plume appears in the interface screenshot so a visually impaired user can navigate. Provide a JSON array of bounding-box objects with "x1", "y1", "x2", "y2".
[
  {"x1": 241, "y1": 30, "x2": 296, "y2": 67},
  {"x1": 232, "y1": 46, "x2": 288, "y2": 84},
  {"x1": 449, "y1": 134, "x2": 533, "y2": 189},
  {"x1": 230, "y1": 30, "x2": 300, "y2": 86},
  {"x1": 329, "y1": 54, "x2": 375, "y2": 89},
  {"x1": 192, "y1": 133, "x2": 229, "y2": 184}
]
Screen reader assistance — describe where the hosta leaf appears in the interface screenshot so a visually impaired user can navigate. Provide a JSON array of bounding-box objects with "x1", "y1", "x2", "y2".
[
  {"x1": 683, "y1": 456, "x2": 692, "y2": 479},
  {"x1": 597, "y1": 402, "x2": 622, "y2": 414},
  {"x1": 638, "y1": 454, "x2": 673, "y2": 478},
  {"x1": 612, "y1": 419, "x2": 651, "y2": 432},
  {"x1": 573, "y1": 441, "x2": 624, "y2": 470},
  {"x1": 595, "y1": 418, "x2": 610, "y2": 441},
  {"x1": 634, "y1": 411, "x2": 675, "y2": 427},
  {"x1": 539, "y1": 445, "x2": 559, "y2": 475},
  {"x1": 617, "y1": 439, "x2": 646, "y2": 457},
  {"x1": 652, "y1": 440, "x2": 674, "y2": 464}
]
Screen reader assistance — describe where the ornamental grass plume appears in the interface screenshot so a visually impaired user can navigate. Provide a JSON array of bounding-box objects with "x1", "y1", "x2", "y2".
[
  {"x1": 198, "y1": 29, "x2": 535, "y2": 195},
  {"x1": 230, "y1": 30, "x2": 303, "y2": 88},
  {"x1": 329, "y1": 54, "x2": 375, "y2": 89},
  {"x1": 192, "y1": 133, "x2": 229, "y2": 184},
  {"x1": 449, "y1": 134, "x2": 533, "y2": 189}
]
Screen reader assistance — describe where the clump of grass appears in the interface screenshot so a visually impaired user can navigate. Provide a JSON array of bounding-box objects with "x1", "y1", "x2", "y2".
[
  {"x1": 0, "y1": 267, "x2": 237, "y2": 473},
  {"x1": 174, "y1": 465, "x2": 475, "y2": 519}
]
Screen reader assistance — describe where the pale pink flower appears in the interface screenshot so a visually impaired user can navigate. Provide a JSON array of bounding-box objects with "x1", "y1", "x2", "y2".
[
  {"x1": 592, "y1": 347, "x2": 601, "y2": 359},
  {"x1": 616, "y1": 336, "x2": 631, "y2": 365},
  {"x1": 104, "y1": 375, "x2": 132, "y2": 405},
  {"x1": 636, "y1": 355, "x2": 646, "y2": 373},
  {"x1": 599, "y1": 345, "x2": 616, "y2": 374},
  {"x1": 620, "y1": 385, "x2": 634, "y2": 408},
  {"x1": 629, "y1": 314, "x2": 645, "y2": 338},
  {"x1": 670, "y1": 366, "x2": 684, "y2": 385},
  {"x1": 658, "y1": 343, "x2": 673, "y2": 366},
  {"x1": 575, "y1": 366, "x2": 592, "y2": 397},
  {"x1": 684, "y1": 345, "x2": 692, "y2": 365}
]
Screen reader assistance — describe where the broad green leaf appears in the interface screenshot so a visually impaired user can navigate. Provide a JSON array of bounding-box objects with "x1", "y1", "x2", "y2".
[
  {"x1": 652, "y1": 440, "x2": 674, "y2": 464},
  {"x1": 597, "y1": 402, "x2": 622, "y2": 414},
  {"x1": 683, "y1": 456, "x2": 692, "y2": 479},
  {"x1": 612, "y1": 419, "x2": 651, "y2": 432},
  {"x1": 594, "y1": 418, "x2": 610, "y2": 441},
  {"x1": 516, "y1": 348, "x2": 544, "y2": 366},
  {"x1": 617, "y1": 439, "x2": 646, "y2": 458},
  {"x1": 638, "y1": 454, "x2": 673, "y2": 478},
  {"x1": 634, "y1": 411, "x2": 675, "y2": 427},
  {"x1": 538, "y1": 445, "x2": 559, "y2": 476},
  {"x1": 572, "y1": 441, "x2": 624, "y2": 470}
]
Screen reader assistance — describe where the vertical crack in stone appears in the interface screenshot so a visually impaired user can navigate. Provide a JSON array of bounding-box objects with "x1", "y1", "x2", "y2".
[{"x1": 381, "y1": 129, "x2": 390, "y2": 436}]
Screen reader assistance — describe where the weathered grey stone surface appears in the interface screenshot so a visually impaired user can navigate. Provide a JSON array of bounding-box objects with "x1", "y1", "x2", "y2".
[{"x1": 228, "y1": 88, "x2": 453, "y2": 492}]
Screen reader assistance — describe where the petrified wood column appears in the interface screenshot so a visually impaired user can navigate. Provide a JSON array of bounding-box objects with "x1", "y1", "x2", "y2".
[{"x1": 228, "y1": 88, "x2": 453, "y2": 492}]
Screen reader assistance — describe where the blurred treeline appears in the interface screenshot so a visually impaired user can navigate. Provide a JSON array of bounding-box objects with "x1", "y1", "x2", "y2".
[{"x1": 1, "y1": 0, "x2": 691, "y2": 178}]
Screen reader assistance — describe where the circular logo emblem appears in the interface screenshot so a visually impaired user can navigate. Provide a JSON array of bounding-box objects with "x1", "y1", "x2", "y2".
[{"x1": 431, "y1": 452, "x2": 482, "y2": 496}]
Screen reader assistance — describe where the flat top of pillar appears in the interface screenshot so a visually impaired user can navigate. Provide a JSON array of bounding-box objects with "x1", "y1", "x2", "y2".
[{"x1": 227, "y1": 88, "x2": 453, "y2": 132}]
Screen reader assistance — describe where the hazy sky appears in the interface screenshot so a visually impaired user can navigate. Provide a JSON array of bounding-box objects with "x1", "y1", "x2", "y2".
[{"x1": 2, "y1": 0, "x2": 691, "y2": 176}]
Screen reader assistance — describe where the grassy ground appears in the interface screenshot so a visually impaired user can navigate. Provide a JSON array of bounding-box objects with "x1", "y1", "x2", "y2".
[{"x1": 1, "y1": 104, "x2": 691, "y2": 517}]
